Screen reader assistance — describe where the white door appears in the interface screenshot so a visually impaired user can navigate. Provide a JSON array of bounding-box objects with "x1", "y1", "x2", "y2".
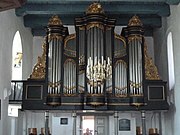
[{"x1": 94, "y1": 116, "x2": 108, "y2": 135}]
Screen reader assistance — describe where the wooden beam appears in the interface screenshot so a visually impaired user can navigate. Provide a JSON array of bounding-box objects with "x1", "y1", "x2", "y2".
[
  {"x1": 26, "y1": 0, "x2": 179, "y2": 5},
  {"x1": 32, "y1": 27, "x2": 154, "y2": 37},
  {"x1": 16, "y1": 2, "x2": 170, "y2": 17},
  {"x1": 24, "y1": 14, "x2": 161, "y2": 28}
]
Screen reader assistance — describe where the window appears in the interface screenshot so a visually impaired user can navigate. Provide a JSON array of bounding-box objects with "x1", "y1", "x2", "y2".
[
  {"x1": 167, "y1": 32, "x2": 175, "y2": 90},
  {"x1": 12, "y1": 31, "x2": 23, "y2": 80}
]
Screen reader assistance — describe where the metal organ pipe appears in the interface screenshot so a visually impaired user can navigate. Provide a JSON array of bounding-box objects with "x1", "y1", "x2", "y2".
[
  {"x1": 48, "y1": 37, "x2": 62, "y2": 95},
  {"x1": 46, "y1": 15, "x2": 68, "y2": 106}
]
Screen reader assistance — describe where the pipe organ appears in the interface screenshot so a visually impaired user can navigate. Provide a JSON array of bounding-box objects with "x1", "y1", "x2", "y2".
[{"x1": 23, "y1": 2, "x2": 169, "y2": 111}]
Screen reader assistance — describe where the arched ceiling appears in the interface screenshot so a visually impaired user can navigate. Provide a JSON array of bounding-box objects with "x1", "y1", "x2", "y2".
[
  {"x1": 0, "y1": 0, "x2": 25, "y2": 11},
  {"x1": 12, "y1": 0, "x2": 180, "y2": 36}
]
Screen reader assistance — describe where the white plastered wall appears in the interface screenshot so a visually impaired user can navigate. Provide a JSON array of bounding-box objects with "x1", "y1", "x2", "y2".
[
  {"x1": 0, "y1": 9, "x2": 33, "y2": 135},
  {"x1": 153, "y1": 3, "x2": 180, "y2": 135}
]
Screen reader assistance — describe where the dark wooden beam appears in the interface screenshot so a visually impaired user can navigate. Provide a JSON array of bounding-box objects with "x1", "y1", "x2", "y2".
[
  {"x1": 31, "y1": 25, "x2": 154, "y2": 37},
  {"x1": 24, "y1": 14, "x2": 161, "y2": 28}
]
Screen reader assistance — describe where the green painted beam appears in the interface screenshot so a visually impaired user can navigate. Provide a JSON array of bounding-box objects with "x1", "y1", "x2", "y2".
[
  {"x1": 26, "y1": 0, "x2": 179, "y2": 5},
  {"x1": 16, "y1": 2, "x2": 170, "y2": 17},
  {"x1": 25, "y1": 14, "x2": 161, "y2": 37}
]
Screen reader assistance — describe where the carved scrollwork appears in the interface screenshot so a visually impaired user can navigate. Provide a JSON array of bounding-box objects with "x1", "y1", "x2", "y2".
[
  {"x1": 128, "y1": 15, "x2": 143, "y2": 26},
  {"x1": 86, "y1": 2, "x2": 104, "y2": 15},
  {"x1": 29, "y1": 39, "x2": 46, "y2": 79},
  {"x1": 144, "y1": 42, "x2": 160, "y2": 80}
]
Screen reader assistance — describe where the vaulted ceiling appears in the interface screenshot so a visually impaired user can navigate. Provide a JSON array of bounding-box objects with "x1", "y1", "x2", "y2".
[
  {"x1": 0, "y1": 0, "x2": 25, "y2": 11},
  {"x1": 2, "y1": 0, "x2": 180, "y2": 36}
]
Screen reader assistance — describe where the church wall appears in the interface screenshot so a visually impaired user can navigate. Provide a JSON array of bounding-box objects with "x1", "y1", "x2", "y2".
[
  {"x1": 20, "y1": 111, "x2": 159, "y2": 135},
  {"x1": 0, "y1": 9, "x2": 33, "y2": 135},
  {"x1": 153, "y1": 4, "x2": 180, "y2": 135}
]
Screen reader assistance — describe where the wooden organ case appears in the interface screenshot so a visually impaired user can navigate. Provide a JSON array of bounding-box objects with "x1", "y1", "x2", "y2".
[{"x1": 22, "y1": 3, "x2": 169, "y2": 112}]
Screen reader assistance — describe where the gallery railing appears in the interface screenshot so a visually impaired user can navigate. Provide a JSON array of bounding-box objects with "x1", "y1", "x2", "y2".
[{"x1": 9, "y1": 80, "x2": 25, "y2": 103}]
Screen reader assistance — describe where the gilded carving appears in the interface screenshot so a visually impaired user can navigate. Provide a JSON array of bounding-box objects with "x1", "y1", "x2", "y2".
[
  {"x1": 114, "y1": 33, "x2": 127, "y2": 58},
  {"x1": 128, "y1": 15, "x2": 143, "y2": 26},
  {"x1": 63, "y1": 93, "x2": 77, "y2": 97},
  {"x1": 114, "y1": 33, "x2": 126, "y2": 47},
  {"x1": 86, "y1": 23, "x2": 104, "y2": 30},
  {"x1": 128, "y1": 35, "x2": 143, "y2": 43},
  {"x1": 64, "y1": 34, "x2": 76, "y2": 57},
  {"x1": 115, "y1": 94, "x2": 127, "y2": 98},
  {"x1": 87, "y1": 94, "x2": 104, "y2": 97},
  {"x1": 48, "y1": 15, "x2": 62, "y2": 26},
  {"x1": 48, "y1": 81, "x2": 61, "y2": 88},
  {"x1": 29, "y1": 39, "x2": 46, "y2": 79},
  {"x1": 48, "y1": 34, "x2": 63, "y2": 41},
  {"x1": 86, "y1": 2, "x2": 104, "y2": 14},
  {"x1": 144, "y1": 42, "x2": 160, "y2": 80}
]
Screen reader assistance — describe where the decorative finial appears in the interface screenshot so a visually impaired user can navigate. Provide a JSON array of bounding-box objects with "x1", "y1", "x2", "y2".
[
  {"x1": 128, "y1": 15, "x2": 143, "y2": 26},
  {"x1": 86, "y1": 2, "x2": 104, "y2": 15},
  {"x1": 48, "y1": 15, "x2": 63, "y2": 26}
]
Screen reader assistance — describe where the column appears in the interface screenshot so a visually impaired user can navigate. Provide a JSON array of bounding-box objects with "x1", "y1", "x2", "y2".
[
  {"x1": 114, "y1": 111, "x2": 119, "y2": 135},
  {"x1": 45, "y1": 111, "x2": 49, "y2": 135},
  {"x1": 141, "y1": 111, "x2": 146, "y2": 135},
  {"x1": 72, "y1": 112, "x2": 77, "y2": 135}
]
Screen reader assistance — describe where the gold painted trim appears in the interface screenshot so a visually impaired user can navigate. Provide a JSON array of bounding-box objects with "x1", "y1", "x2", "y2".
[
  {"x1": 47, "y1": 94, "x2": 61, "y2": 96},
  {"x1": 64, "y1": 33, "x2": 76, "y2": 57},
  {"x1": 130, "y1": 102, "x2": 144, "y2": 107},
  {"x1": 115, "y1": 60, "x2": 127, "y2": 68},
  {"x1": 114, "y1": 33, "x2": 127, "y2": 59},
  {"x1": 48, "y1": 81, "x2": 61, "y2": 88},
  {"x1": 130, "y1": 81, "x2": 142, "y2": 89},
  {"x1": 63, "y1": 93, "x2": 77, "y2": 97},
  {"x1": 128, "y1": 35, "x2": 143, "y2": 43},
  {"x1": 63, "y1": 86, "x2": 76, "y2": 91},
  {"x1": 87, "y1": 80, "x2": 104, "y2": 87},
  {"x1": 86, "y1": 102, "x2": 105, "y2": 106},
  {"x1": 114, "y1": 94, "x2": 128, "y2": 98},
  {"x1": 87, "y1": 94, "x2": 104, "y2": 97},
  {"x1": 79, "y1": 26, "x2": 85, "y2": 30},
  {"x1": 130, "y1": 94, "x2": 144, "y2": 97},
  {"x1": 108, "y1": 103, "x2": 130, "y2": 106},
  {"x1": 64, "y1": 33, "x2": 76, "y2": 46},
  {"x1": 86, "y1": 22, "x2": 104, "y2": 30},
  {"x1": 114, "y1": 33, "x2": 126, "y2": 48},
  {"x1": 61, "y1": 103, "x2": 83, "y2": 105},
  {"x1": 29, "y1": 39, "x2": 46, "y2": 79},
  {"x1": 114, "y1": 49, "x2": 127, "y2": 58},
  {"x1": 115, "y1": 86, "x2": 127, "y2": 91},
  {"x1": 48, "y1": 34, "x2": 63, "y2": 41},
  {"x1": 64, "y1": 58, "x2": 76, "y2": 65}
]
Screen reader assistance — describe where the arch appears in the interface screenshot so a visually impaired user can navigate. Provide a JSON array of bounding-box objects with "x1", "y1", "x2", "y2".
[
  {"x1": 12, "y1": 31, "x2": 23, "y2": 80},
  {"x1": 167, "y1": 32, "x2": 175, "y2": 90}
]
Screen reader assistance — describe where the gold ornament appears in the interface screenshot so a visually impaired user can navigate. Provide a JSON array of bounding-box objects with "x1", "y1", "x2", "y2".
[
  {"x1": 29, "y1": 38, "x2": 46, "y2": 79},
  {"x1": 48, "y1": 15, "x2": 62, "y2": 26},
  {"x1": 86, "y1": 2, "x2": 104, "y2": 14},
  {"x1": 128, "y1": 15, "x2": 143, "y2": 26}
]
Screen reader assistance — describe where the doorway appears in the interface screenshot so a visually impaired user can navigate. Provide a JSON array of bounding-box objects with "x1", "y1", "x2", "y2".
[{"x1": 81, "y1": 115, "x2": 108, "y2": 135}]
